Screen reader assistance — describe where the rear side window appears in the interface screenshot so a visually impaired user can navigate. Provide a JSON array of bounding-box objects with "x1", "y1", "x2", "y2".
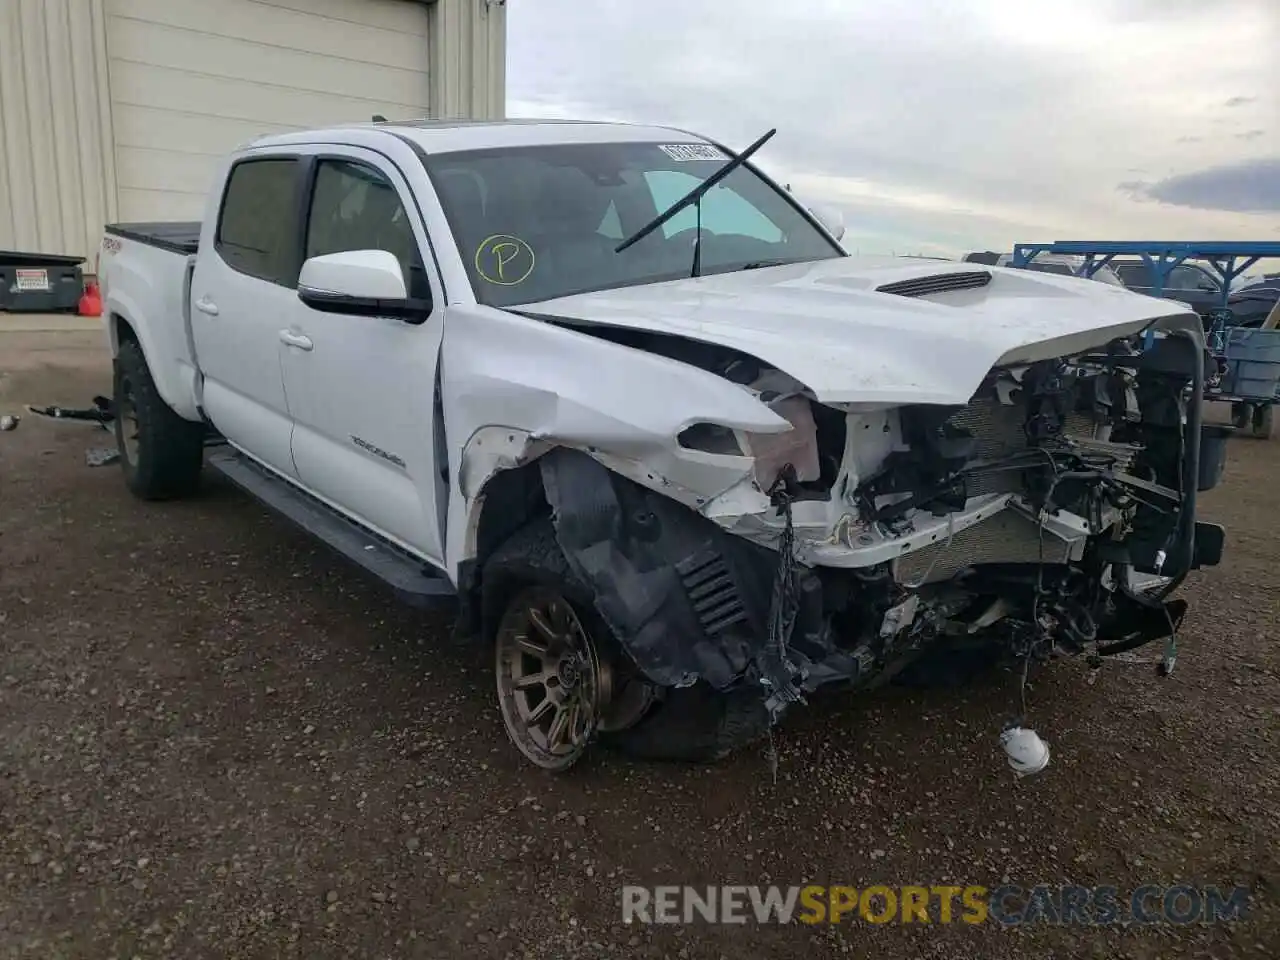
[
  {"x1": 1115, "y1": 263, "x2": 1149, "y2": 285},
  {"x1": 216, "y1": 158, "x2": 299, "y2": 284},
  {"x1": 1167, "y1": 264, "x2": 1212, "y2": 291}
]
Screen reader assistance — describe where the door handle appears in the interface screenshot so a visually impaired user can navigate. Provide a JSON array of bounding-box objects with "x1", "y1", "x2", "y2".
[
  {"x1": 194, "y1": 296, "x2": 219, "y2": 316},
  {"x1": 279, "y1": 329, "x2": 314, "y2": 351}
]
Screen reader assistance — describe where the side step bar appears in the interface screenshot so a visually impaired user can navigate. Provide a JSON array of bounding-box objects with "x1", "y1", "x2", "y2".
[{"x1": 208, "y1": 449, "x2": 456, "y2": 609}]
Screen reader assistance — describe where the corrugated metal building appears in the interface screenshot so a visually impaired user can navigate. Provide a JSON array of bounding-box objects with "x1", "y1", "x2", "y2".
[{"x1": 0, "y1": 0, "x2": 506, "y2": 264}]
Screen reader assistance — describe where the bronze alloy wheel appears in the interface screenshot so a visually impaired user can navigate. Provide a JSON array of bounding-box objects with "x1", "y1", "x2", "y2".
[{"x1": 495, "y1": 586, "x2": 612, "y2": 771}]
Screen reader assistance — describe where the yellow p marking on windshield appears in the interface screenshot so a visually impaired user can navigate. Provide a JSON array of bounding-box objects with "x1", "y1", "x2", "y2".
[{"x1": 475, "y1": 234, "x2": 535, "y2": 285}]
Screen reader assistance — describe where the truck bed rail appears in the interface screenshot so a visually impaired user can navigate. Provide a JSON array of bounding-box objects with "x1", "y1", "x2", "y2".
[{"x1": 105, "y1": 222, "x2": 201, "y2": 257}]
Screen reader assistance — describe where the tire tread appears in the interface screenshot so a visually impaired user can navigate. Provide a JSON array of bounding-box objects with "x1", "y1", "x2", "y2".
[{"x1": 114, "y1": 338, "x2": 204, "y2": 500}]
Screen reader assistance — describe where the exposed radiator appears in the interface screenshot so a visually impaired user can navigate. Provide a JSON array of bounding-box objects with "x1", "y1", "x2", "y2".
[
  {"x1": 947, "y1": 396, "x2": 1135, "y2": 497},
  {"x1": 893, "y1": 508, "x2": 1074, "y2": 585},
  {"x1": 889, "y1": 390, "x2": 1138, "y2": 585}
]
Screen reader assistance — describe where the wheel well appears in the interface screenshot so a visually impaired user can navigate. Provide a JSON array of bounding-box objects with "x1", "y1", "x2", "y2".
[
  {"x1": 456, "y1": 461, "x2": 550, "y2": 636},
  {"x1": 111, "y1": 313, "x2": 139, "y2": 355}
]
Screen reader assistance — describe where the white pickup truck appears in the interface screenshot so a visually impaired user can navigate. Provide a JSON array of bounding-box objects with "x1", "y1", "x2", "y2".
[{"x1": 99, "y1": 118, "x2": 1224, "y2": 772}]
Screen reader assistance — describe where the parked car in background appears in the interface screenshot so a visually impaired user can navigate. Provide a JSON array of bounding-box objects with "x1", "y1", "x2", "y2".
[
  {"x1": 992, "y1": 252, "x2": 1126, "y2": 287},
  {"x1": 1228, "y1": 280, "x2": 1280, "y2": 327},
  {"x1": 1111, "y1": 259, "x2": 1224, "y2": 315},
  {"x1": 1229, "y1": 270, "x2": 1280, "y2": 291},
  {"x1": 962, "y1": 250, "x2": 1001, "y2": 265},
  {"x1": 1112, "y1": 260, "x2": 1280, "y2": 327}
]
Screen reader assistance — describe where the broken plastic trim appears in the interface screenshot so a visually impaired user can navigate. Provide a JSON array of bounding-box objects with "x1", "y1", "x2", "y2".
[{"x1": 538, "y1": 449, "x2": 867, "y2": 705}]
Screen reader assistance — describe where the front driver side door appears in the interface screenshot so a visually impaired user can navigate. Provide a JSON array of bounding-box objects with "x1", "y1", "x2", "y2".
[{"x1": 278, "y1": 149, "x2": 447, "y2": 567}]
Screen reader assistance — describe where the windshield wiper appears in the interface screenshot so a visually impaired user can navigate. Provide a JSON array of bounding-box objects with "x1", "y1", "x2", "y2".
[
  {"x1": 740, "y1": 258, "x2": 789, "y2": 270},
  {"x1": 613, "y1": 128, "x2": 778, "y2": 280}
]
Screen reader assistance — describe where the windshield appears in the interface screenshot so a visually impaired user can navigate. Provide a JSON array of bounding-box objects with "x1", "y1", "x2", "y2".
[
  {"x1": 1092, "y1": 264, "x2": 1124, "y2": 286},
  {"x1": 422, "y1": 141, "x2": 844, "y2": 306}
]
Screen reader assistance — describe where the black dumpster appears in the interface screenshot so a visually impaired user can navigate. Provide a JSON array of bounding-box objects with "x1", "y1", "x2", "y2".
[{"x1": 0, "y1": 250, "x2": 85, "y2": 313}]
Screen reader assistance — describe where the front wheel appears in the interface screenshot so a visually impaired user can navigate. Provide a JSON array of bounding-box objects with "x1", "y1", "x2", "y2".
[
  {"x1": 482, "y1": 519, "x2": 770, "y2": 770},
  {"x1": 114, "y1": 338, "x2": 205, "y2": 500},
  {"x1": 493, "y1": 584, "x2": 612, "y2": 771}
]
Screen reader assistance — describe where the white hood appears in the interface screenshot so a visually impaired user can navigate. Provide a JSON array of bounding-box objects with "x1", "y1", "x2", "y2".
[{"x1": 519, "y1": 257, "x2": 1195, "y2": 407}]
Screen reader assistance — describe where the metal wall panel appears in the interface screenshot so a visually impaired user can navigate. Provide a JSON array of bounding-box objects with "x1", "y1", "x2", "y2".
[
  {"x1": 0, "y1": 0, "x2": 117, "y2": 263},
  {"x1": 0, "y1": 0, "x2": 505, "y2": 265},
  {"x1": 430, "y1": 0, "x2": 506, "y2": 120},
  {"x1": 105, "y1": 0, "x2": 435, "y2": 223}
]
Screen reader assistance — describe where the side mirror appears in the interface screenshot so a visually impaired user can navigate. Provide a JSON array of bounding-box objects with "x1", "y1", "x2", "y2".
[
  {"x1": 805, "y1": 202, "x2": 846, "y2": 242},
  {"x1": 297, "y1": 249, "x2": 430, "y2": 324}
]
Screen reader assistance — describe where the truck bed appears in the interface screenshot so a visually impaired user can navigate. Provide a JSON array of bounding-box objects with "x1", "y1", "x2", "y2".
[
  {"x1": 105, "y1": 221, "x2": 201, "y2": 256},
  {"x1": 99, "y1": 222, "x2": 203, "y2": 422}
]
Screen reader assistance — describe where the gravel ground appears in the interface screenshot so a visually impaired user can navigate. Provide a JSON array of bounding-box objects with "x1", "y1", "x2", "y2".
[{"x1": 1, "y1": 333, "x2": 1277, "y2": 959}]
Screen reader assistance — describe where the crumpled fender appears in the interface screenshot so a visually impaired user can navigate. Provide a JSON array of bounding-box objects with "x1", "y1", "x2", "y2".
[
  {"x1": 440, "y1": 303, "x2": 790, "y2": 577},
  {"x1": 538, "y1": 448, "x2": 871, "y2": 696}
]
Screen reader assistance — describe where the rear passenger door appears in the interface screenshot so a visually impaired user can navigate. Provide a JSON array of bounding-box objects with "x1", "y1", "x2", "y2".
[{"x1": 190, "y1": 153, "x2": 301, "y2": 477}]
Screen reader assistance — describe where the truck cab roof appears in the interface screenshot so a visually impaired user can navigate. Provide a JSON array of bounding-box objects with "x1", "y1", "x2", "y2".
[{"x1": 244, "y1": 118, "x2": 712, "y2": 156}]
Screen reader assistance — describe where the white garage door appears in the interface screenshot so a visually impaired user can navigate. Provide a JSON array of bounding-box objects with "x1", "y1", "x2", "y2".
[{"x1": 105, "y1": 0, "x2": 431, "y2": 222}]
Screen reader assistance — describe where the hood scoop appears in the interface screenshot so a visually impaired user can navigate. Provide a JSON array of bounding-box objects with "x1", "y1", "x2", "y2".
[{"x1": 876, "y1": 271, "x2": 991, "y2": 299}]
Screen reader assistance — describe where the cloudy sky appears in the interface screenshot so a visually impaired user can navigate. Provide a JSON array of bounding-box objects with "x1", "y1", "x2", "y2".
[{"x1": 507, "y1": 0, "x2": 1279, "y2": 258}]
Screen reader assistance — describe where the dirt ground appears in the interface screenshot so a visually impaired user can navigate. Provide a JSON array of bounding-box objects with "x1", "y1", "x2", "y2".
[{"x1": 1, "y1": 328, "x2": 1277, "y2": 960}]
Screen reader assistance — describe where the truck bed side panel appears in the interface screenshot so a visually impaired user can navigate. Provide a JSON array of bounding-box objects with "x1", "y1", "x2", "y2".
[
  {"x1": 104, "y1": 222, "x2": 201, "y2": 256},
  {"x1": 99, "y1": 234, "x2": 203, "y2": 422}
]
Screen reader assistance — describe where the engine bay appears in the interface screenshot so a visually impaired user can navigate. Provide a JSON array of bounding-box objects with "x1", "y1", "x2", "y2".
[
  {"x1": 742, "y1": 333, "x2": 1217, "y2": 680},
  {"x1": 542, "y1": 323, "x2": 1223, "y2": 716}
]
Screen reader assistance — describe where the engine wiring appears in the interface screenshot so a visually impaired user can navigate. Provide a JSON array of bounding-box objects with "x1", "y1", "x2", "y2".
[
  {"x1": 759, "y1": 464, "x2": 806, "y2": 782},
  {"x1": 1018, "y1": 445, "x2": 1064, "y2": 724},
  {"x1": 749, "y1": 344, "x2": 1197, "y2": 779}
]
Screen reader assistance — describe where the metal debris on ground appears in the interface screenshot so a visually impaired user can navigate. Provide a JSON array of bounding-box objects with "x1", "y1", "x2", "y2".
[
  {"x1": 0, "y1": 415, "x2": 18, "y2": 432},
  {"x1": 1000, "y1": 724, "x2": 1051, "y2": 777},
  {"x1": 26, "y1": 396, "x2": 115, "y2": 431},
  {"x1": 85, "y1": 447, "x2": 121, "y2": 468}
]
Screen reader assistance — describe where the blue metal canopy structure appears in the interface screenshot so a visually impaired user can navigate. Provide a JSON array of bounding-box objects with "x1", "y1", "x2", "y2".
[
  {"x1": 1009, "y1": 241, "x2": 1280, "y2": 432},
  {"x1": 1010, "y1": 241, "x2": 1280, "y2": 305}
]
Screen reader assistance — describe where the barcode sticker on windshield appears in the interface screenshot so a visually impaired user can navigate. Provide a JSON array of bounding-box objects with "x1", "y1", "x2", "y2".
[{"x1": 658, "y1": 143, "x2": 725, "y2": 162}]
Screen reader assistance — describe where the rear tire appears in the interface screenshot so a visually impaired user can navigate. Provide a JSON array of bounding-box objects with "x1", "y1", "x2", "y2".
[
  {"x1": 114, "y1": 338, "x2": 204, "y2": 500},
  {"x1": 481, "y1": 519, "x2": 771, "y2": 767}
]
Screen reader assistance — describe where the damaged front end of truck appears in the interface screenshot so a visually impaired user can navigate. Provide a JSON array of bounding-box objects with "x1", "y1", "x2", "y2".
[
  {"x1": 508, "y1": 315, "x2": 1225, "y2": 769},
  {"x1": 452, "y1": 264, "x2": 1226, "y2": 772}
]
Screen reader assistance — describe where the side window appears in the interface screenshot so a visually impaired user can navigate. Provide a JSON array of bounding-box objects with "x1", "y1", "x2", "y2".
[
  {"x1": 304, "y1": 159, "x2": 423, "y2": 293},
  {"x1": 643, "y1": 171, "x2": 783, "y2": 243},
  {"x1": 216, "y1": 158, "x2": 299, "y2": 284},
  {"x1": 1114, "y1": 264, "x2": 1143, "y2": 285},
  {"x1": 1168, "y1": 265, "x2": 1211, "y2": 291}
]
